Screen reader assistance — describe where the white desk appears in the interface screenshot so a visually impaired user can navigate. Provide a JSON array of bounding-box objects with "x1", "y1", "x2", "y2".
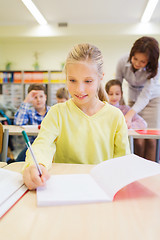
[
  {"x1": 3, "y1": 126, "x2": 160, "y2": 161},
  {"x1": 3, "y1": 125, "x2": 39, "y2": 136},
  {"x1": 0, "y1": 117, "x2": 7, "y2": 122},
  {"x1": 1, "y1": 125, "x2": 39, "y2": 162},
  {"x1": 0, "y1": 162, "x2": 7, "y2": 167},
  {"x1": 1, "y1": 162, "x2": 160, "y2": 240},
  {"x1": 128, "y1": 129, "x2": 160, "y2": 162}
]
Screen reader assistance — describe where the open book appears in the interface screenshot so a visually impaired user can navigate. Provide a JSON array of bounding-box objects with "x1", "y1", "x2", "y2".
[
  {"x1": 37, "y1": 154, "x2": 160, "y2": 206},
  {"x1": 0, "y1": 168, "x2": 28, "y2": 219}
]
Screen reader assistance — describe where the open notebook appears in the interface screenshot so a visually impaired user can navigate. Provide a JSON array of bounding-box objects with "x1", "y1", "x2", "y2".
[
  {"x1": 0, "y1": 169, "x2": 28, "y2": 219},
  {"x1": 37, "y1": 154, "x2": 160, "y2": 206}
]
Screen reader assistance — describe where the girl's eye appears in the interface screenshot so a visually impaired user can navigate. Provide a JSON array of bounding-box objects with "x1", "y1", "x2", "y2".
[
  {"x1": 85, "y1": 80, "x2": 92, "y2": 83},
  {"x1": 69, "y1": 79, "x2": 75, "y2": 82}
]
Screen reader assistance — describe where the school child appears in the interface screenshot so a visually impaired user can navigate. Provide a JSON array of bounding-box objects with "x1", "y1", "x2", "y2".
[
  {"x1": 14, "y1": 84, "x2": 50, "y2": 161},
  {"x1": 23, "y1": 43, "x2": 130, "y2": 190},
  {"x1": 105, "y1": 79, "x2": 147, "y2": 129},
  {"x1": 116, "y1": 36, "x2": 160, "y2": 161},
  {"x1": 56, "y1": 87, "x2": 69, "y2": 103}
]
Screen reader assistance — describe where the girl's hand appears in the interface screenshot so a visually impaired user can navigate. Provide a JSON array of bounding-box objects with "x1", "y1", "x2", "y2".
[
  {"x1": 124, "y1": 109, "x2": 136, "y2": 129},
  {"x1": 23, "y1": 165, "x2": 50, "y2": 190}
]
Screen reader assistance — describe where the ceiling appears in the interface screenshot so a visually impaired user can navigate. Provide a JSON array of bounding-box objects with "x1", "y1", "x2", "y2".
[{"x1": 0, "y1": 0, "x2": 160, "y2": 38}]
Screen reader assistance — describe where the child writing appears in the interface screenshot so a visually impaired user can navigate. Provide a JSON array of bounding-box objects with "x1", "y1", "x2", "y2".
[
  {"x1": 14, "y1": 84, "x2": 50, "y2": 161},
  {"x1": 56, "y1": 87, "x2": 69, "y2": 103},
  {"x1": 23, "y1": 43, "x2": 130, "y2": 190},
  {"x1": 105, "y1": 79, "x2": 147, "y2": 129}
]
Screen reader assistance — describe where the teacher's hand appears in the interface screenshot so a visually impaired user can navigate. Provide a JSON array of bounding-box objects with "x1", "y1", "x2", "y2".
[{"x1": 124, "y1": 109, "x2": 136, "y2": 129}]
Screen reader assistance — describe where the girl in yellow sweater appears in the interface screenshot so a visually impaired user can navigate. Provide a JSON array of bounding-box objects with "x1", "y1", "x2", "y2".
[{"x1": 23, "y1": 43, "x2": 130, "y2": 190}]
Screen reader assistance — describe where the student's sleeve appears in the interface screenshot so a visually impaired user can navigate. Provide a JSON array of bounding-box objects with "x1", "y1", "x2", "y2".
[
  {"x1": 131, "y1": 78, "x2": 158, "y2": 113},
  {"x1": 131, "y1": 63, "x2": 160, "y2": 113},
  {"x1": 113, "y1": 112, "x2": 130, "y2": 158},
  {"x1": 14, "y1": 102, "x2": 30, "y2": 125},
  {"x1": 24, "y1": 106, "x2": 60, "y2": 170}
]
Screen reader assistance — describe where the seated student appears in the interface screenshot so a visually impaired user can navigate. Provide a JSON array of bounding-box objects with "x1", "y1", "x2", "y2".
[
  {"x1": 105, "y1": 79, "x2": 147, "y2": 129},
  {"x1": 56, "y1": 87, "x2": 69, "y2": 103},
  {"x1": 14, "y1": 84, "x2": 50, "y2": 161},
  {"x1": 23, "y1": 43, "x2": 130, "y2": 190}
]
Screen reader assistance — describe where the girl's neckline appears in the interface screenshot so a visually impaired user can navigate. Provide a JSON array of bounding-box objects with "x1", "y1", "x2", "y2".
[{"x1": 70, "y1": 98, "x2": 107, "y2": 118}]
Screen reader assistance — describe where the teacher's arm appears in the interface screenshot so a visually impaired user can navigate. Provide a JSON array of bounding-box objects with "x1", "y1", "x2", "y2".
[{"x1": 124, "y1": 109, "x2": 136, "y2": 129}]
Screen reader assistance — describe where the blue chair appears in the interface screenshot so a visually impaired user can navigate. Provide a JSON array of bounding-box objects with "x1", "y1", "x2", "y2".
[{"x1": 0, "y1": 110, "x2": 12, "y2": 125}]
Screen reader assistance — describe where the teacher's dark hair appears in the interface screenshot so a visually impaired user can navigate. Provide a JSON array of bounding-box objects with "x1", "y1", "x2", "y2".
[{"x1": 128, "y1": 36, "x2": 159, "y2": 79}]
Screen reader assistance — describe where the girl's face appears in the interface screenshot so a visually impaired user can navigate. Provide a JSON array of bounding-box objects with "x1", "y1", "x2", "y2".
[
  {"x1": 108, "y1": 85, "x2": 122, "y2": 106},
  {"x1": 131, "y1": 52, "x2": 148, "y2": 70},
  {"x1": 66, "y1": 61, "x2": 101, "y2": 109}
]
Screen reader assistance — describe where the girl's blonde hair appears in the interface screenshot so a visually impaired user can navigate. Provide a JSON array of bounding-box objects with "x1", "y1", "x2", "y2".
[{"x1": 65, "y1": 43, "x2": 108, "y2": 102}]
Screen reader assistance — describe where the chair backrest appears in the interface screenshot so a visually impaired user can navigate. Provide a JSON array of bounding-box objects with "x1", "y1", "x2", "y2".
[
  {"x1": 0, "y1": 122, "x2": 9, "y2": 162},
  {"x1": 0, "y1": 123, "x2": 3, "y2": 153}
]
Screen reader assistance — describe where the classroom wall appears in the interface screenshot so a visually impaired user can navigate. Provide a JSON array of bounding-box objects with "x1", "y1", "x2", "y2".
[
  {"x1": 2, "y1": 35, "x2": 160, "y2": 80},
  {"x1": 0, "y1": 34, "x2": 160, "y2": 102}
]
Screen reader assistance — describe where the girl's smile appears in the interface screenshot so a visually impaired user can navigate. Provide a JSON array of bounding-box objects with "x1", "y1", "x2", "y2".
[{"x1": 74, "y1": 94, "x2": 88, "y2": 99}]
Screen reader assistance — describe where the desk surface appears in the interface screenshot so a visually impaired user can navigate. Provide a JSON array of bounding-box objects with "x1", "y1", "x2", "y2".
[
  {"x1": 3, "y1": 126, "x2": 160, "y2": 139},
  {"x1": 0, "y1": 117, "x2": 7, "y2": 121},
  {"x1": 0, "y1": 162, "x2": 7, "y2": 167},
  {"x1": 3, "y1": 125, "x2": 39, "y2": 136},
  {"x1": 128, "y1": 129, "x2": 160, "y2": 139},
  {"x1": 1, "y1": 162, "x2": 160, "y2": 240},
  {"x1": 3, "y1": 125, "x2": 160, "y2": 139}
]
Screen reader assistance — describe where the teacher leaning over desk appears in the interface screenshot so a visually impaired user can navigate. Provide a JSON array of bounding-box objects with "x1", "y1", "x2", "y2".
[{"x1": 116, "y1": 36, "x2": 160, "y2": 161}]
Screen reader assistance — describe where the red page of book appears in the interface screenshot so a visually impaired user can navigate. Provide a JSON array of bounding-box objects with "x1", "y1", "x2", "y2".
[{"x1": 113, "y1": 181, "x2": 157, "y2": 201}]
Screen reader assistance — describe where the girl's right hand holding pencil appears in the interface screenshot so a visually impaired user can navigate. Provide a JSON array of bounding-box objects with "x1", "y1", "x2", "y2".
[{"x1": 23, "y1": 165, "x2": 50, "y2": 190}]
